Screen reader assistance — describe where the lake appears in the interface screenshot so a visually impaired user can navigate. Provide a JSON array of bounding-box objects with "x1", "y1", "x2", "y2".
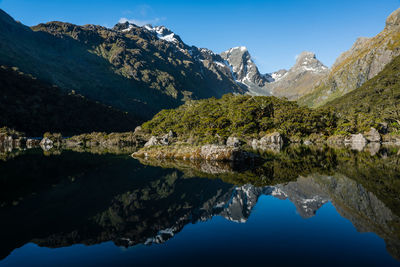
[{"x1": 0, "y1": 146, "x2": 399, "y2": 266}]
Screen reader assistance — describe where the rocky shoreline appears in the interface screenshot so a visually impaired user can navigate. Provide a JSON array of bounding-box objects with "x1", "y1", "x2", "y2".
[
  {"x1": 1, "y1": 125, "x2": 400, "y2": 161},
  {"x1": 132, "y1": 126, "x2": 400, "y2": 161}
]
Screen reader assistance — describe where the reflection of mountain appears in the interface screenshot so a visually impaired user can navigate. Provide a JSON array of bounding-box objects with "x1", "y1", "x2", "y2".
[{"x1": 0, "y1": 147, "x2": 399, "y2": 261}]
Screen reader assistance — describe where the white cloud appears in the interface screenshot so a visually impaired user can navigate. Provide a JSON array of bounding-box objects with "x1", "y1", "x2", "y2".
[
  {"x1": 118, "y1": 17, "x2": 162, "y2": 26},
  {"x1": 119, "y1": 5, "x2": 164, "y2": 27}
]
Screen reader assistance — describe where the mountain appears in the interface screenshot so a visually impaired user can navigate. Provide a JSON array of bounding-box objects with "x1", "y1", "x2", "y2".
[
  {"x1": 299, "y1": 8, "x2": 400, "y2": 107},
  {"x1": 0, "y1": 9, "x2": 245, "y2": 121},
  {"x1": 326, "y1": 53, "x2": 400, "y2": 132},
  {"x1": 0, "y1": 66, "x2": 140, "y2": 136},
  {"x1": 268, "y1": 51, "x2": 329, "y2": 100},
  {"x1": 221, "y1": 47, "x2": 328, "y2": 99},
  {"x1": 221, "y1": 46, "x2": 273, "y2": 95}
]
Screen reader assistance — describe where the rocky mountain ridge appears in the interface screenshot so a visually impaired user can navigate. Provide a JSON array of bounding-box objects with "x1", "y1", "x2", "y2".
[
  {"x1": 299, "y1": 8, "x2": 400, "y2": 107},
  {"x1": 220, "y1": 47, "x2": 328, "y2": 99},
  {"x1": 0, "y1": 9, "x2": 246, "y2": 122}
]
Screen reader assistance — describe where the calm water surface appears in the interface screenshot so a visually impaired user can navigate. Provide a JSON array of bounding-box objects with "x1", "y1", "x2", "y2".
[{"x1": 0, "y1": 146, "x2": 399, "y2": 266}]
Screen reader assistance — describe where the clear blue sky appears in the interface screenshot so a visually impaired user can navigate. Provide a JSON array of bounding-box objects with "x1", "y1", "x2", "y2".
[{"x1": 0, "y1": 0, "x2": 399, "y2": 73}]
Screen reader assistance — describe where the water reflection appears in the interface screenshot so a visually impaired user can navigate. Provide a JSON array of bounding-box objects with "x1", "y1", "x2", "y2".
[{"x1": 0, "y1": 145, "x2": 399, "y2": 263}]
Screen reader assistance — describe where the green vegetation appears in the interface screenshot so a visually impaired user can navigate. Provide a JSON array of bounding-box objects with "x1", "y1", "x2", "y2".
[
  {"x1": 327, "y1": 54, "x2": 400, "y2": 134},
  {"x1": 142, "y1": 94, "x2": 337, "y2": 143},
  {"x1": 0, "y1": 66, "x2": 140, "y2": 136},
  {"x1": 0, "y1": 9, "x2": 242, "y2": 121}
]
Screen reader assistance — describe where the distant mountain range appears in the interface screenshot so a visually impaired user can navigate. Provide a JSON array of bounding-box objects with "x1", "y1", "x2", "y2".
[{"x1": 1, "y1": 7, "x2": 400, "y2": 134}]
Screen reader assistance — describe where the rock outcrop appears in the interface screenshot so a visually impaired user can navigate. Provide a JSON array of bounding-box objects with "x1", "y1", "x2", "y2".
[
  {"x1": 251, "y1": 132, "x2": 283, "y2": 152},
  {"x1": 364, "y1": 127, "x2": 382, "y2": 143}
]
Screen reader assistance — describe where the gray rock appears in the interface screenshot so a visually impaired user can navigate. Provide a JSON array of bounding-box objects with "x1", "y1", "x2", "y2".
[
  {"x1": 134, "y1": 126, "x2": 142, "y2": 134},
  {"x1": 345, "y1": 133, "x2": 367, "y2": 151},
  {"x1": 144, "y1": 134, "x2": 171, "y2": 147},
  {"x1": 364, "y1": 127, "x2": 381, "y2": 143},
  {"x1": 226, "y1": 136, "x2": 241, "y2": 148},
  {"x1": 144, "y1": 136, "x2": 160, "y2": 147},
  {"x1": 251, "y1": 132, "x2": 283, "y2": 152}
]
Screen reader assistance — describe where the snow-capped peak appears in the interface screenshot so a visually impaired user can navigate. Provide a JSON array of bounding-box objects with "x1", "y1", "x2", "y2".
[
  {"x1": 227, "y1": 46, "x2": 248, "y2": 54},
  {"x1": 293, "y1": 51, "x2": 328, "y2": 73},
  {"x1": 143, "y1": 24, "x2": 180, "y2": 44}
]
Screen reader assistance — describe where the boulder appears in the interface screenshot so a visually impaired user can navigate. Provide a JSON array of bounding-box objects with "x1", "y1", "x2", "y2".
[
  {"x1": 144, "y1": 135, "x2": 171, "y2": 147},
  {"x1": 345, "y1": 133, "x2": 367, "y2": 151},
  {"x1": 251, "y1": 132, "x2": 283, "y2": 152},
  {"x1": 144, "y1": 136, "x2": 160, "y2": 147},
  {"x1": 344, "y1": 134, "x2": 367, "y2": 144},
  {"x1": 226, "y1": 136, "x2": 241, "y2": 148},
  {"x1": 364, "y1": 127, "x2": 381, "y2": 142},
  {"x1": 133, "y1": 126, "x2": 142, "y2": 134}
]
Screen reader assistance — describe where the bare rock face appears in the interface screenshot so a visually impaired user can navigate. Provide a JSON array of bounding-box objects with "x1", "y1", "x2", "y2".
[
  {"x1": 364, "y1": 127, "x2": 381, "y2": 143},
  {"x1": 251, "y1": 132, "x2": 283, "y2": 151}
]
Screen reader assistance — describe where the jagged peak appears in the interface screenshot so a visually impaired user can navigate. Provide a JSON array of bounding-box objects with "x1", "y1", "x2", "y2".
[
  {"x1": 223, "y1": 46, "x2": 248, "y2": 55},
  {"x1": 386, "y1": 8, "x2": 400, "y2": 30},
  {"x1": 293, "y1": 51, "x2": 328, "y2": 72},
  {"x1": 295, "y1": 51, "x2": 316, "y2": 64}
]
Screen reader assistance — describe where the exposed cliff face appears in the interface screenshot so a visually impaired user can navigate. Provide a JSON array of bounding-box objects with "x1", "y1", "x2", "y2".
[{"x1": 299, "y1": 8, "x2": 400, "y2": 107}]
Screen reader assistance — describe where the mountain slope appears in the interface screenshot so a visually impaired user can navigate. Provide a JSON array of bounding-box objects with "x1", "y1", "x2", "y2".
[
  {"x1": 299, "y1": 8, "x2": 400, "y2": 107},
  {"x1": 220, "y1": 47, "x2": 328, "y2": 99},
  {"x1": 269, "y1": 51, "x2": 329, "y2": 100},
  {"x1": 0, "y1": 66, "x2": 140, "y2": 136},
  {"x1": 327, "y1": 54, "x2": 400, "y2": 133},
  {"x1": 221, "y1": 46, "x2": 273, "y2": 95},
  {"x1": 0, "y1": 9, "x2": 245, "y2": 120}
]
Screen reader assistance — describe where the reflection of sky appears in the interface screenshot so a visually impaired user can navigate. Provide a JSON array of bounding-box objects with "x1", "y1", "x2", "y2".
[{"x1": 2, "y1": 196, "x2": 397, "y2": 266}]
